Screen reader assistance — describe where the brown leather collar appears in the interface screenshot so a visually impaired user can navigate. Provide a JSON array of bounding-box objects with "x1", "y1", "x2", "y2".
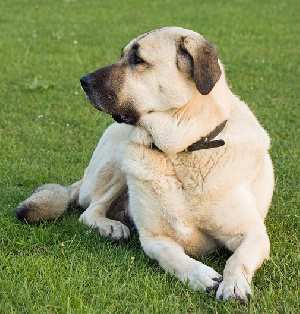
[{"x1": 152, "y1": 120, "x2": 227, "y2": 153}]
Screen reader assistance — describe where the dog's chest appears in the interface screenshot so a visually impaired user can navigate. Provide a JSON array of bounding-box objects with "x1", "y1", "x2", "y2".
[{"x1": 170, "y1": 146, "x2": 227, "y2": 193}]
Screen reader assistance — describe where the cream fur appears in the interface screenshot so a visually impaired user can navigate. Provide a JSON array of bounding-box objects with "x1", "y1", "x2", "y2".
[{"x1": 77, "y1": 28, "x2": 274, "y2": 302}]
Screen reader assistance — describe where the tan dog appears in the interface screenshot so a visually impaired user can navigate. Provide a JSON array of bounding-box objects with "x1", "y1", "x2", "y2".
[{"x1": 16, "y1": 27, "x2": 274, "y2": 302}]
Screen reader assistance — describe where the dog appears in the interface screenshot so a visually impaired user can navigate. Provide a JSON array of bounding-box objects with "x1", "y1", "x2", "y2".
[{"x1": 16, "y1": 27, "x2": 274, "y2": 302}]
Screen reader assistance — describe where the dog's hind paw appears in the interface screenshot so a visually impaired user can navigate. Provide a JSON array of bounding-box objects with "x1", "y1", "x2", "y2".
[
  {"x1": 79, "y1": 212, "x2": 130, "y2": 241},
  {"x1": 97, "y1": 219, "x2": 130, "y2": 241}
]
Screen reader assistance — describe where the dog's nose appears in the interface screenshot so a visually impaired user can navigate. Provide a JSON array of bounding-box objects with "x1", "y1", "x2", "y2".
[{"x1": 80, "y1": 75, "x2": 93, "y2": 94}]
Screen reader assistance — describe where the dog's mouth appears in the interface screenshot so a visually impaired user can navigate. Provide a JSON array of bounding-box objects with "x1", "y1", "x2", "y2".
[
  {"x1": 82, "y1": 93, "x2": 102, "y2": 112},
  {"x1": 111, "y1": 113, "x2": 136, "y2": 125},
  {"x1": 80, "y1": 77, "x2": 139, "y2": 125},
  {"x1": 84, "y1": 95, "x2": 139, "y2": 125}
]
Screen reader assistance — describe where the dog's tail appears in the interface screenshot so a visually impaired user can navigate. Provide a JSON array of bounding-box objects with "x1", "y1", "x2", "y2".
[{"x1": 15, "y1": 180, "x2": 82, "y2": 223}]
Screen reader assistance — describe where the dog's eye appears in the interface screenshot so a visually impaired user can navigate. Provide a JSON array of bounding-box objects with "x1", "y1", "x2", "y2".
[{"x1": 131, "y1": 53, "x2": 145, "y2": 66}]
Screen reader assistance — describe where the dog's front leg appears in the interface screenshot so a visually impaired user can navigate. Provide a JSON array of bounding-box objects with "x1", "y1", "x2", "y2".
[
  {"x1": 216, "y1": 225, "x2": 270, "y2": 303},
  {"x1": 122, "y1": 142, "x2": 222, "y2": 292},
  {"x1": 141, "y1": 235, "x2": 222, "y2": 292},
  {"x1": 214, "y1": 188, "x2": 271, "y2": 302}
]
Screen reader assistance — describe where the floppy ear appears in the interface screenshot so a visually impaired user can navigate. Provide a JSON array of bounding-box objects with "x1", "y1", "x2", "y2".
[{"x1": 179, "y1": 36, "x2": 221, "y2": 95}]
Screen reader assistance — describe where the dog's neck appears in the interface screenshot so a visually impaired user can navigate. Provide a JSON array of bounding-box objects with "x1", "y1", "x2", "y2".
[
  {"x1": 174, "y1": 75, "x2": 232, "y2": 140},
  {"x1": 141, "y1": 67, "x2": 234, "y2": 155},
  {"x1": 167, "y1": 71, "x2": 234, "y2": 153}
]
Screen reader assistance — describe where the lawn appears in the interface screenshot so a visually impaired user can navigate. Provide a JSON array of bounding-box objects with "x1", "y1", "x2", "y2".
[{"x1": 0, "y1": 0, "x2": 299, "y2": 313}]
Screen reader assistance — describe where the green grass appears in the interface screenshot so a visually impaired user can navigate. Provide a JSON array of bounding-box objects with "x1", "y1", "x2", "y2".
[{"x1": 0, "y1": 0, "x2": 299, "y2": 313}]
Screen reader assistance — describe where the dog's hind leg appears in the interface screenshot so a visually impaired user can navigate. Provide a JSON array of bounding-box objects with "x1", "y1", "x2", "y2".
[
  {"x1": 79, "y1": 123, "x2": 134, "y2": 240},
  {"x1": 79, "y1": 179, "x2": 131, "y2": 241}
]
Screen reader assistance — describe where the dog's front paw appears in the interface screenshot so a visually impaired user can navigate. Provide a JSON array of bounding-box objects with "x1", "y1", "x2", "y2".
[
  {"x1": 79, "y1": 212, "x2": 130, "y2": 241},
  {"x1": 184, "y1": 262, "x2": 222, "y2": 292},
  {"x1": 216, "y1": 273, "x2": 251, "y2": 303}
]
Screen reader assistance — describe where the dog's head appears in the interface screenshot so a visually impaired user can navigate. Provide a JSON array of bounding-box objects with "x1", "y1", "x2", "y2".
[{"x1": 80, "y1": 27, "x2": 221, "y2": 125}]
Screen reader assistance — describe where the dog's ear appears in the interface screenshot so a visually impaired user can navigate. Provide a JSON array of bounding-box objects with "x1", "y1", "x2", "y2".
[{"x1": 178, "y1": 36, "x2": 221, "y2": 95}]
